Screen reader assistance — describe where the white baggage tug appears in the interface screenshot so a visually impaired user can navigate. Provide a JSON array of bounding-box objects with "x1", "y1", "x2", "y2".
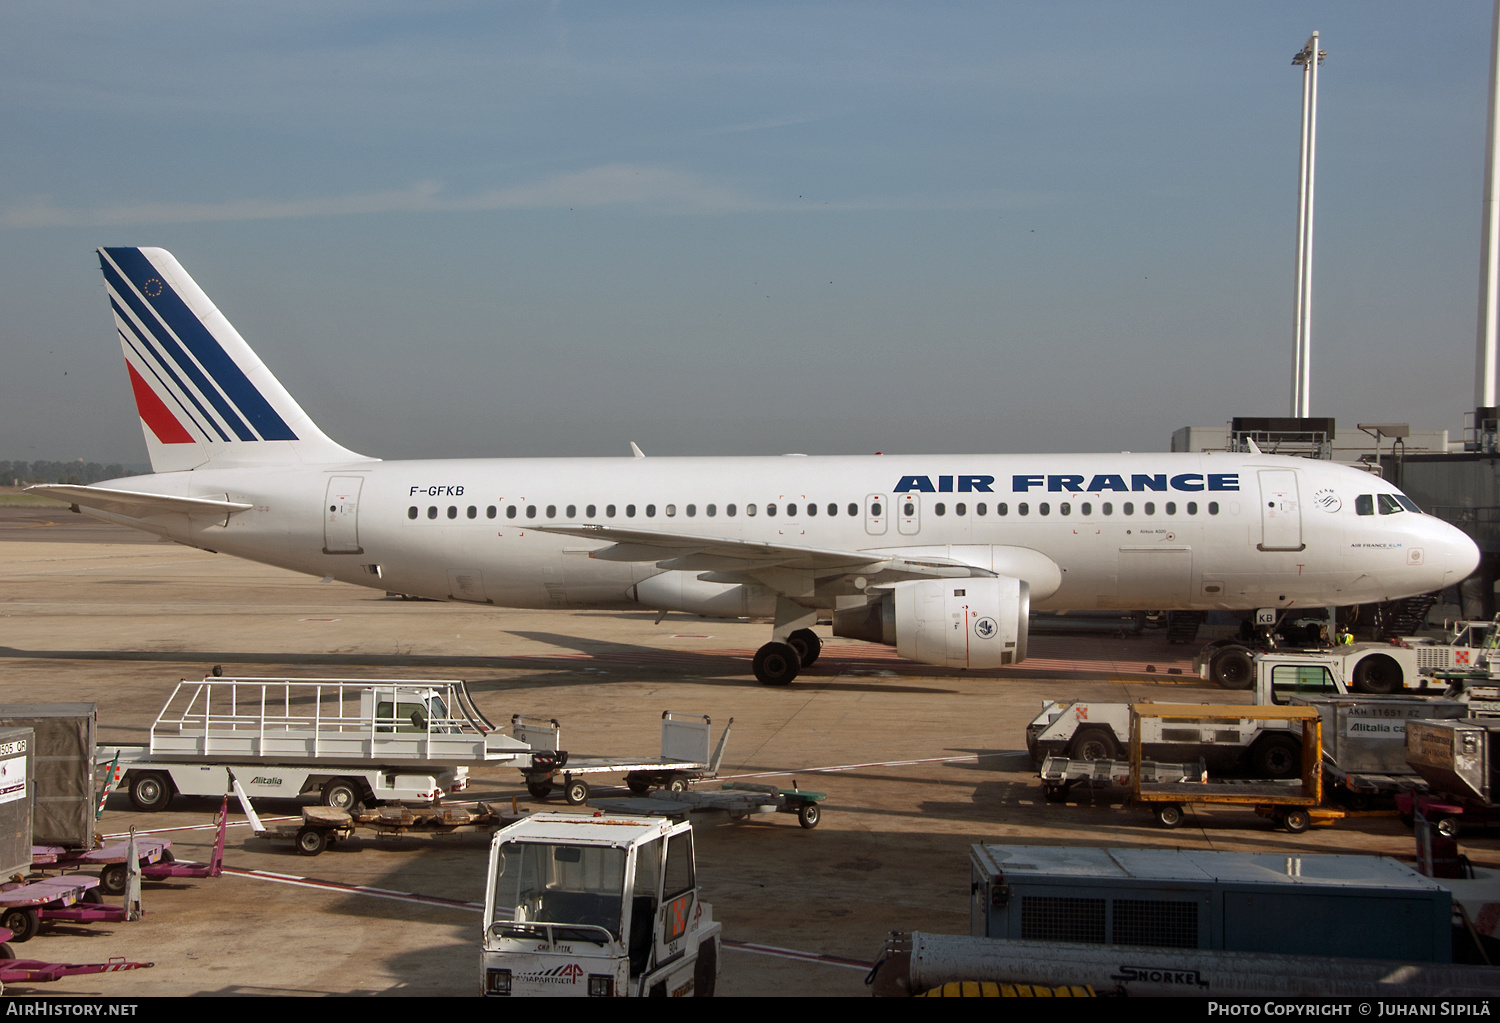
[{"x1": 481, "y1": 811, "x2": 721, "y2": 997}]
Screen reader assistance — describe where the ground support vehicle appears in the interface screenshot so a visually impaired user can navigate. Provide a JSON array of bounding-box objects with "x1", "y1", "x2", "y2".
[
  {"x1": 1027, "y1": 674, "x2": 1310, "y2": 778},
  {"x1": 243, "y1": 792, "x2": 525, "y2": 857},
  {"x1": 482, "y1": 811, "x2": 721, "y2": 997},
  {"x1": 140, "y1": 795, "x2": 228, "y2": 882},
  {"x1": 1395, "y1": 793, "x2": 1500, "y2": 839},
  {"x1": 0, "y1": 953, "x2": 153, "y2": 984},
  {"x1": 98, "y1": 676, "x2": 545, "y2": 812},
  {"x1": 32, "y1": 836, "x2": 170, "y2": 897},
  {"x1": 514, "y1": 711, "x2": 730, "y2": 806},
  {"x1": 1293, "y1": 694, "x2": 1468, "y2": 808},
  {"x1": 1128, "y1": 704, "x2": 1327, "y2": 832},
  {"x1": 594, "y1": 781, "x2": 826, "y2": 829}
]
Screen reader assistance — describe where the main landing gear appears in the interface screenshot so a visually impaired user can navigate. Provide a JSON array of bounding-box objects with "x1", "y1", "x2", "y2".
[{"x1": 752, "y1": 628, "x2": 821, "y2": 686}]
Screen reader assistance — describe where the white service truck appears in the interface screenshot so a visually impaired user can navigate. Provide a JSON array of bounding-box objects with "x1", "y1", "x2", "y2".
[
  {"x1": 481, "y1": 811, "x2": 721, "y2": 998},
  {"x1": 99, "y1": 676, "x2": 544, "y2": 811},
  {"x1": 1195, "y1": 616, "x2": 1500, "y2": 692}
]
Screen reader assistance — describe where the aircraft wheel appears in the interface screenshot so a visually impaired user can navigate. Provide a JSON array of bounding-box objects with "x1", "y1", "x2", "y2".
[
  {"x1": 753, "y1": 642, "x2": 801, "y2": 686},
  {"x1": 787, "y1": 629, "x2": 822, "y2": 667}
]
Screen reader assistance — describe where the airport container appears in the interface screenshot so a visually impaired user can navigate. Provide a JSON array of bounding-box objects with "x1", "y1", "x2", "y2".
[
  {"x1": 0, "y1": 727, "x2": 35, "y2": 879},
  {"x1": 969, "y1": 845, "x2": 1452, "y2": 962},
  {"x1": 0, "y1": 705, "x2": 94, "y2": 848},
  {"x1": 1406, "y1": 719, "x2": 1500, "y2": 805},
  {"x1": 1292, "y1": 695, "x2": 1468, "y2": 775}
]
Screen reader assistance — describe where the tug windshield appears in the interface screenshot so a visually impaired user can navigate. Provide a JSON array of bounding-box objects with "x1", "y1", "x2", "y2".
[{"x1": 489, "y1": 841, "x2": 627, "y2": 943}]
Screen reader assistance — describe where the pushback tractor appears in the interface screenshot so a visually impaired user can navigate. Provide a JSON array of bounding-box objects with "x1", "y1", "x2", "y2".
[{"x1": 481, "y1": 811, "x2": 721, "y2": 997}]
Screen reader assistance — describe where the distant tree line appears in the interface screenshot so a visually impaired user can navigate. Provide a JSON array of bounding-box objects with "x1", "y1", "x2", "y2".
[{"x1": 1, "y1": 460, "x2": 145, "y2": 486}]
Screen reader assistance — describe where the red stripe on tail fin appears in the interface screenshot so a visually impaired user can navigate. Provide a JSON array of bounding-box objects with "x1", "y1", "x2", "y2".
[{"x1": 125, "y1": 361, "x2": 194, "y2": 444}]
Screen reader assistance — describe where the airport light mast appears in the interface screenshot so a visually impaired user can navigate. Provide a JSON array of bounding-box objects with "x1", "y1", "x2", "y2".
[
  {"x1": 1477, "y1": 0, "x2": 1500, "y2": 411},
  {"x1": 1291, "y1": 32, "x2": 1325, "y2": 418}
]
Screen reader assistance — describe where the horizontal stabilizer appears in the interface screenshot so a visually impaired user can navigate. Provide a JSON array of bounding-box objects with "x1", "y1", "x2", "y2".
[{"x1": 27, "y1": 484, "x2": 253, "y2": 519}]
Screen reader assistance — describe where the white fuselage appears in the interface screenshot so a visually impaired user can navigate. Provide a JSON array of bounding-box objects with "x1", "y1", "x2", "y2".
[{"x1": 79, "y1": 450, "x2": 1477, "y2": 616}]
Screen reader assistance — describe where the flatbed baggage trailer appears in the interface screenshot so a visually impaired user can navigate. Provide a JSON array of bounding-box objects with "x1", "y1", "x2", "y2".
[
  {"x1": 515, "y1": 711, "x2": 731, "y2": 806},
  {"x1": 1128, "y1": 703, "x2": 1328, "y2": 832},
  {"x1": 595, "y1": 781, "x2": 827, "y2": 828},
  {"x1": 100, "y1": 676, "x2": 548, "y2": 812},
  {"x1": 254, "y1": 801, "x2": 528, "y2": 856}
]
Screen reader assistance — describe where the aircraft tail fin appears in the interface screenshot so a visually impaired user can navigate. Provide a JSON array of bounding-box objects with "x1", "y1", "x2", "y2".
[{"x1": 97, "y1": 247, "x2": 374, "y2": 473}]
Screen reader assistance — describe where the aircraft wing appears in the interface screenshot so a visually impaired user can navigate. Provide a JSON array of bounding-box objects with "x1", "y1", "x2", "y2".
[
  {"x1": 531, "y1": 523, "x2": 993, "y2": 579},
  {"x1": 25, "y1": 484, "x2": 254, "y2": 519}
]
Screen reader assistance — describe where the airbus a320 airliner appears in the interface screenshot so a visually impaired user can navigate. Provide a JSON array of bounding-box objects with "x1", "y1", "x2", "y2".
[{"x1": 33, "y1": 247, "x2": 1481, "y2": 685}]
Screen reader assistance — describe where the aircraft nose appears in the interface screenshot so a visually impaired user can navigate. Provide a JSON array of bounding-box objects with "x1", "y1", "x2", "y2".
[{"x1": 1436, "y1": 519, "x2": 1481, "y2": 587}]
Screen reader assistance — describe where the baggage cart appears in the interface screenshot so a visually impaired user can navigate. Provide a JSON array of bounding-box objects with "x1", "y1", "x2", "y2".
[
  {"x1": 515, "y1": 711, "x2": 731, "y2": 806},
  {"x1": 1128, "y1": 703, "x2": 1327, "y2": 832}
]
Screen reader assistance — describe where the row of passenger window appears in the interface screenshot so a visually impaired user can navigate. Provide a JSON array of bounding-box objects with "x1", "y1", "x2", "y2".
[
  {"x1": 407, "y1": 502, "x2": 861, "y2": 521},
  {"x1": 405, "y1": 499, "x2": 1223, "y2": 521}
]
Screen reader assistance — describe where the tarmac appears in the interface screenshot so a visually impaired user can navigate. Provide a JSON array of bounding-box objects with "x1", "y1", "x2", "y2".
[{"x1": 0, "y1": 506, "x2": 1486, "y2": 997}]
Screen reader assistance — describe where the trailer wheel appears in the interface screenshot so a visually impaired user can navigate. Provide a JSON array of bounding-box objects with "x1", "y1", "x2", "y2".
[
  {"x1": 1284, "y1": 808, "x2": 1311, "y2": 834},
  {"x1": 1069, "y1": 727, "x2": 1119, "y2": 762},
  {"x1": 1210, "y1": 646, "x2": 1255, "y2": 690},
  {"x1": 626, "y1": 776, "x2": 651, "y2": 795},
  {"x1": 321, "y1": 778, "x2": 363, "y2": 811},
  {"x1": 798, "y1": 803, "x2": 821, "y2": 829},
  {"x1": 1043, "y1": 781, "x2": 1073, "y2": 803},
  {"x1": 1, "y1": 909, "x2": 38, "y2": 943},
  {"x1": 1249, "y1": 735, "x2": 1302, "y2": 780},
  {"x1": 296, "y1": 826, "x2": 328, "y2": 856},
  {"x1": 99, "y1": 863, "x2": 127, "y2": 896},
  {"x1": 693, "y1": 939, "x2": 718, "y2": 997},
  {"x1": 81, "y1": 887, "x2": 103, "y2": 905},
  {"x1": 1155, "y1": 804, "x2": 1184, "y2": 828},
  {"x1": 128, "y1": 771, "x2": 173, "y2": 813},
  {"x1": 1437, "y1": 816, "x2": 1462, "y2": 839},
  {"x1": 0, "y1": 942, "x2": 14, "y2": 960},
  {"x1": 526, "y1": 780, "x2": 553, "y2": 799},
  {"x1": 665, "y1": 774, "x2": 690, "y2": 793},
  {"x1": 1352, "y1": 654, "x2": 1403, "y2": 695},
  {"x1": 564, "y1": 778, "x2": 590, "y2": 806}
]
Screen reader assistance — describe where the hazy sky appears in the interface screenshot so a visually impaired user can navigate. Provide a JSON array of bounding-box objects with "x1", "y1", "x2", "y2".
[{"x1": 0, "y1": 2, "x2": 1492, "y2": 464}]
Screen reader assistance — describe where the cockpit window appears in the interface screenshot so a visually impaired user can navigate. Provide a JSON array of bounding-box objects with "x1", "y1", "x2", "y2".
[
  {"x1": 1355, "y1": 495, "x2": 1374, "y2": 516},
  {"x1": 1377, "y1": 494, "x2": 1404, "y2": 515},
  {"x1": 1395, "y1": 495, "x2": 1421, "y2": 513}
]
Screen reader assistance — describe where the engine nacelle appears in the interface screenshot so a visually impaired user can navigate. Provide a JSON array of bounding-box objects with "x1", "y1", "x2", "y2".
[
  {"x1": 833, "y1": 577, "x2": 1030, "y2": 669},
  {"x1": 629, "y1": 572, "x2": 777, "y2": 618}
]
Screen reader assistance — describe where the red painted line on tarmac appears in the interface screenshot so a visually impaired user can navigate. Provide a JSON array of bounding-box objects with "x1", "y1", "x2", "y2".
[{"x1": 218, "y1": 868, "x2": 871, "y2": 971}]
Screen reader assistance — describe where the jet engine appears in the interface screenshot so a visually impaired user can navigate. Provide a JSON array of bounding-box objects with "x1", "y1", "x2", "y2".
[{"x1": 832, "y1": 577, "x2": 1030, "y2": 669}]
